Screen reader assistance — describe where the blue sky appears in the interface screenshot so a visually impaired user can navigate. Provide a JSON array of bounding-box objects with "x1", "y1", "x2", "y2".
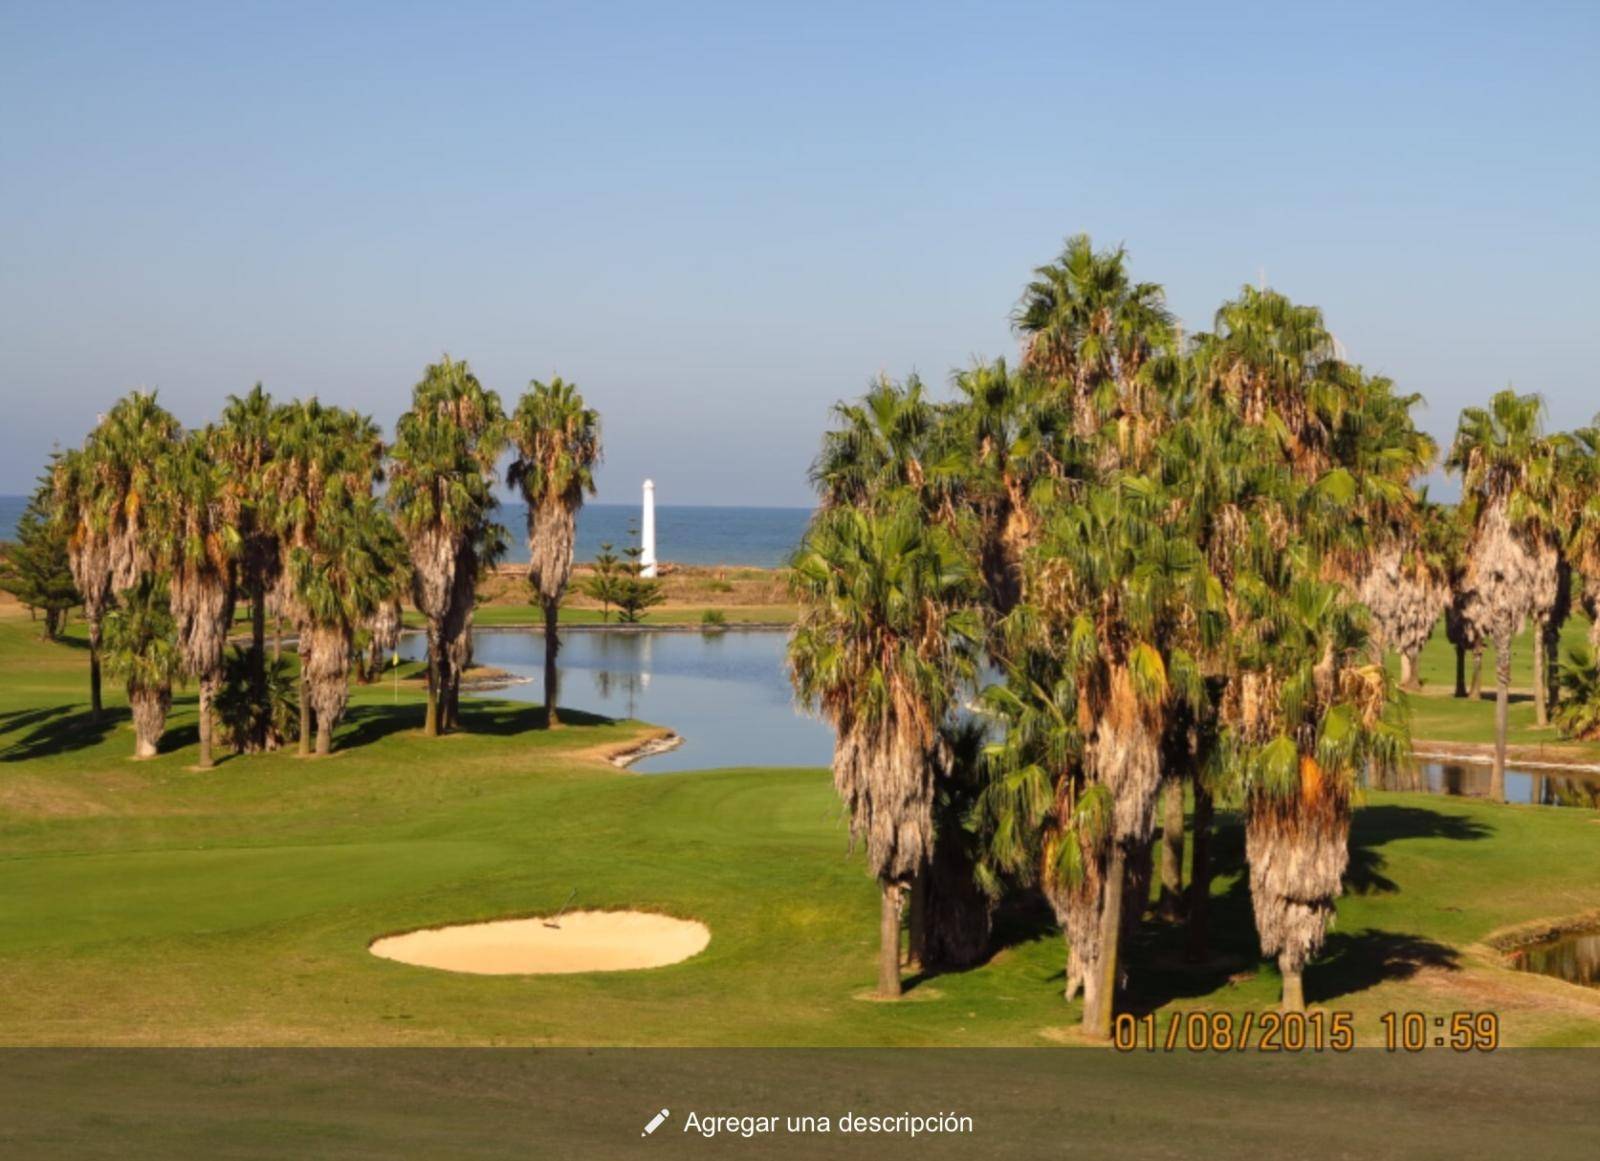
[{"x1": 1, "y1": 1, "x2": 1595, "y2": 505}]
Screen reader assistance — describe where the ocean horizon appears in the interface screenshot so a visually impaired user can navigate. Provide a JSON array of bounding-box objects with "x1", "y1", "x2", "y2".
[{"x1": 0, "y1": 496, "x2": 810, "y2": 570}]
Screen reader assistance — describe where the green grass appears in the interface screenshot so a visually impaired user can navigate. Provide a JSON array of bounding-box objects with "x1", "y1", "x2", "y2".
[{"x1": 1, "y1": 614, "x2": 1598, "y2": 1047}]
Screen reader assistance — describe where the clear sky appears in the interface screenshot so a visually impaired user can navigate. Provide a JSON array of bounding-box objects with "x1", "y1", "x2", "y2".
[{"x1": 1, "y1": 1, "x2": 1595, "y2": 505}]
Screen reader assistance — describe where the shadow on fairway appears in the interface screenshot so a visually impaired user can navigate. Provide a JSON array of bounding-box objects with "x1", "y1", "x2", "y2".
[
  {"x1": 335, "y1": 700, "x2": 615, "y2": 749},
  {"x1": 0, "y1": 704, "x2": 120, "y2": 762},
  {"x1": 1344, "y1": 804, "x2": 1492, "y2": 896},
  {"x1": 1309, "y1": 930, "x2": 1460, "y2": 1002}
]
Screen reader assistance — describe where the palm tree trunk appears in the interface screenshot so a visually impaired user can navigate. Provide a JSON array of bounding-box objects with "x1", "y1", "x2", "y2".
[
  {"x1": 543, "y1": 598, "x2": 561, "y2": 729},
  {"x1": 197, "y1": 676, "x2": 214, "y2": 770},
  {"x1": 249, "y1": 586, "x2": 267, "y2": 748},
  {"x1": 1087, "y1": 844, "x2": 1126, "y2": 1039},
  {"x1": 424, "y1": 629, "x2": 440, "y2": 738},
  {"x1": 1453, "y1": 640, "x2": 1468, "y2": 698},
  {"x1": 316, "y1": 719, "x2": 332, "y2": 756},
  {"x1": 298, "y1": 669, "x2": 312, "y2": 757},
  {"x1": 906, "y1": 868, "x2": 926, "y2": 968},
  {"x1": 878, "y1": 880, "x2": 902, "y2": 998},
  {"x1": 1185, "y1": 782, "x2": 1213, "y2": 962},
  {"x1": 1158, "y1": 778, "x2": 1185, "y2": 921},
  {"x1": 1492, "y1": 638, "x2": 1510, "y2": 803},
  {"x1": 1399, "y1": 650, "x2": 1419, "y2": 691},
  {"x1": 1469, "y1": 645, "x2": 1484, "y2": 699},
  {"x1": 273, "y1": 614, "x2": 282, "y2": 662},
  {"x1": 1280, "y1": 954, "x2": 1305, "y2": 1013},
  {"x1": 89, "y1": 631, "x2": 104, "y2": 719},
  {"x1": 1534, "y1": 628, "x2": 1549, "y2": 727}
]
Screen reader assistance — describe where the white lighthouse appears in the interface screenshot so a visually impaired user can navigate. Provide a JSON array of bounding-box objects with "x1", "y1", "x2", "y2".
[{"x1": 640, "y1": 479, "x2": 658, "y2": 578}]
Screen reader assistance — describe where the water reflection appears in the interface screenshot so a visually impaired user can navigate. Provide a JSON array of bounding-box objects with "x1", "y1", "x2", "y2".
[
  {"x1": 401, "y1": 629, "x2": 1600, "y2": 800},
  {"x1": 1511, "y1": 930, "x2": 1600, "y2": 988},
  {"x1": 400, "y1": 628, "x2": 833, "y2": 773},
  {"x1": 1405, "y1": 763, "x2": 1600, "y2": 809}
]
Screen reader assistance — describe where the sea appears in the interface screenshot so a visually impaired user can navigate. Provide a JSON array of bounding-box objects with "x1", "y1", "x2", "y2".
[{"x1": 0, "y1": 497, "x2": 810, "y2": 570}]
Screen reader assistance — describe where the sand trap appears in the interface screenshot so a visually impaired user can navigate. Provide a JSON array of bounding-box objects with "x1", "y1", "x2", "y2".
[{"x1": 369, "y1": 910, "x2": 710, "y2": 975}]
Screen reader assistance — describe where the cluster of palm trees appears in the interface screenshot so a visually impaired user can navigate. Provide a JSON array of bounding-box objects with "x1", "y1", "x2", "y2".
[
  {"x1": 789, "y1": 234, "x2": 1600, "y2": 1032},
  {"x1": 51, "y1": 363, "x2": 601, "y2": 761}
]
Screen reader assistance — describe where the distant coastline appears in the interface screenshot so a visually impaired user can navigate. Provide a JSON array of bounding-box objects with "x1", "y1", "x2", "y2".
[{"x1": 0, "y1": 496, "x2": 811, "y2": 570}]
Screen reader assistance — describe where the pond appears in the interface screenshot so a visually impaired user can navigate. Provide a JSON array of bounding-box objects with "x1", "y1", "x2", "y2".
[
  {"x1": 402, "y1": 628, "x2": 833, "y2": 773},
  {"x1": 412, "y1": 629, "x2": 1600, "y2": 801},
  {"x1": 1510, "y1": 930, "x2": 1600, "y2": 989}
]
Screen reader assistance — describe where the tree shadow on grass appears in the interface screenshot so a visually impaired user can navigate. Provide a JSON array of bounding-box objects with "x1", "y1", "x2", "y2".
[
  {"x1": 1344, "y1": 805, "x2": 1492, "y2": 896},
  {"x1": 335, "y1": 700, "x2": 616, "y2": 750},
  {"x1": 0, "y1": 704, "x2": 121, "y2": 762},
  {"x1": 1308, "y1": 930, "x2": 1460, "y2": 1003}
]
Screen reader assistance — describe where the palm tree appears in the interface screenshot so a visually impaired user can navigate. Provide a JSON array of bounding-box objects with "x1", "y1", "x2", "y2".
[
  {"x1": 789, "y1": 500, "x2": 980, "y2": 997},
  {"x1": 981, "y1": 474, "x2": 1216, "y2": 1035},
  {"x1": 101, "y1": 576, "x2": 182, "y2": 759},
  {"x1": 812, "y1": 373, "x2": 938, "y2": 508},
  {"x1": 149, "y1": 434, "x2": 241, "y2": 769},
  {"x1": 286, "y1": 494, "x2": 406, "y2": 754},
  {"x1": 212, "y1": 385, "x2": 281, "y2": 751},
  {"x1": 507, "y1": 378, "x2": 601, "y2": 729},
  {"x1": 388, "y1": 357, "x2": 508, "y2": 736},
  {"x1": 262, "y1": 399, "x2": 387, "y2": 755},
  {"x1": 1445, "y1": 390, "x2": 1569, "y2": 800},
  {"x1": 1013, "y1": 234, "x2": 1176, "y2": 446},
  {"x1": 52, "y1": 392, "x2": 181, "y2": 718},
  {"x1": 1356, "y1": 492, "x2": 1452, "y2": 692},
  {"x1": 1223, "y1": 568, "x2": 1408, "y2": 1010}
]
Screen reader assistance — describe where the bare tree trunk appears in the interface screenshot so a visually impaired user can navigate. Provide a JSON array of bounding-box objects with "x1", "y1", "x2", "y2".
[
  {"x1": 878, "y1": 880, "x2": 902, "y2": 998},
  {"x1": 543, "y1": 598, "x2": 561, "y2": 729},
  {"x1": 1469, "y1": 645, "x2": 1484, "y2": 699},
  {"x1": 1533, "y1": 629, "x2": 1548, "y2": 727},
  {"x1": 196, "y1": 676, "x2": 215, "y2": 770},
  {"x1": 1280, "y1": 954, "x2": 1305, "y2": 1013},
  {"x1": 1492, "y1": 638, "x2": 1510, "y2": 803},
  {"x1": 1087, "y1": 844, "x2": 1126, "y2": 1039},
  {"x1": 316, "y1": 719, "x2": 332, "y2": 756},
  {"x1": 1453, "y1": 640, "x2": 1468, "y2": 698},
  {"x1": 1399, "y1": 650, "x2": 1419, "y2": 692},
  {"x1": 1185, "y1": 783, "x2": 1213, "y2": 962}
]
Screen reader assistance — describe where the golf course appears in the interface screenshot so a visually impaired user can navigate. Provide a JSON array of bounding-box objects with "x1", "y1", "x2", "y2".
[{"x1": 3, "y1": 604, "x2": 1598, "y2": 1048}]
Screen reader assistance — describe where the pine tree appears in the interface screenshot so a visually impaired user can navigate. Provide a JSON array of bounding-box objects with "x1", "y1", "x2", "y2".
[{"x1": 0, "y1": 470, "x2": 79, "y2": 639}]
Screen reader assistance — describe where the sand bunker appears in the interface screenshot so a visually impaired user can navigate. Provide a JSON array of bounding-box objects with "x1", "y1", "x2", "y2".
[{"x1": 369, "y1": 910, "x2": 710, "y2": 975}]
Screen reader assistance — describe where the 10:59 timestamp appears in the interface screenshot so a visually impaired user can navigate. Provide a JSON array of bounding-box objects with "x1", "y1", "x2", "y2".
[{"x1": 1112, "y1": 1010, "x2": 1500, "y2": 1052}]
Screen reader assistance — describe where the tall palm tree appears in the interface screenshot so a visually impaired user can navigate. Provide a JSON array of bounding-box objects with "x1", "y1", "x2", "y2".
[
  {"x1": 149, "y1": 434, "x2": 241, "y2": 769},
  {"x1": 52, "y1": 392, "x2": 181, "y2": 718},
  {"x1": 1013, "y1": 234, "x2": 1176, "y2": 446},
  {"x1": 1445, "y1": 390, "x2": 1569, "y2": 800},
  {"x1": 262, "y1": 399, "x2": 387, "y2": 755},
  {"x1": 1223, "y1": 568, "x2": 1408, "y2": 1010},
  {"x1": 507, "y1": 377, "x2": 601, "y2": 729},
  {"x1": 789, "y1": 500, "x2": 981, "y2": 997},
  {"x1": 1357, "y1": 492, "x2": 1453, "y2": 690},
  {"x1": 212, "y1": 385, "x2": 281, "y2": 750},
  {"x1": 812, "y1": 373, "x2": 938, "y2": 508},
  {"x1": 101, "y1": 575, "x2": 182, "y2": 759},
  {"x1": 286, "y1": 494, "x2": 406, "y2": 754},
  {"x1": 388, "y1": 357, "x2": 508, "y2": 736},
  {"x1": 980, "y1": 474, "x2": 1216, "y2": 1035}
]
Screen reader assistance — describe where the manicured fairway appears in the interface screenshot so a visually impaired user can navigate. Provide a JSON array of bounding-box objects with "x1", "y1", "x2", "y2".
[{"x1": 1, "y1": 613, "x2": 1598, "y2": 1047}]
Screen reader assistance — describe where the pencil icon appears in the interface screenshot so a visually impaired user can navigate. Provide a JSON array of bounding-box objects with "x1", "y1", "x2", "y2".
[{"x1": 642, "y1": 1109, "x2": 670, "y2": 1137}]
